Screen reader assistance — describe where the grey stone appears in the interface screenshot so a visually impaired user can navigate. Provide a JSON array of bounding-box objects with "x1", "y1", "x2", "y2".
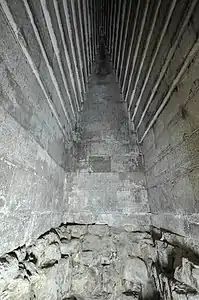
[
  {"x1": 30, "y1": 266, "x2": 58, "y2": 300},
  {"x1": 82, "y1": 235, "x2": 115, "y2": 256},
  {"x1": 174, "y1": 257, "x2": 199, "y2": 291},
  {"x1": 122, "y1": 280, "x2": 142, "y2": 296},
  {"x1": 28, "y1": 233, "x2": 61, "y2": 268},
  {"x1": 60, "y1": 239, "x2": 81, "y2": 256},
  {"x1": 71, "y1": 264, "x2": 102, "y2": 298},
  {"x1": 73, "y1": 251, "x2": 98, "y2": 266},
  {"x1": 56, "y1": 258, "x2": 72, "y2": 299},
  {"x1": 172, "y1": 291, "x2": 187, "y2": 300},
  {"x1": 14, "y1": 247, "x2": 26, "y2": 262},
  {"x1": 88, "y1": 224, "x2": 109, "y2": 236},
  {"x1": 0, "y1": 0, "x2": 198, "y2": 270},
  {"x1": 0, "y1": 255, "x2": 19, "y2": 281},
  {"x1": 67, "y1": 225, "x2": 88, "y2": 238},
  {"x1": 156, "y1": 240, "x2": 174, "y2": 272},
  {"x1": 38, "y1": 244, "x2": 61, "y2": 268},
  {"x1": 0, "y1": 278, "x2": 31, "y2": 300},
  {"x1": 0, "y1": 223, "x2": 199, "y2": 299},
  {"x1": 188, "y1": 295, "x2": 199, "y2": 300},
  {"x1": 123, "y1": 257, "x2": 149, "y2": 283},
  {"x1": 55, "y1": 225, "x2": 71, "y2": 240},
  {"x1": 89, "y1": 155, "x2": 111, "y2": 172}
]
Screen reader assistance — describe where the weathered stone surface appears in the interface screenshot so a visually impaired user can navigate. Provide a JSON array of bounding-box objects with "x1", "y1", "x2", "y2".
[
  {"x1": 1, "y1": 278, "x2": 31, "y2": 300},
  {"x1": 31, "y1": 267, "x2": 58, "y2": 300},
  {"x1": 55, "y1": 225, "x2": 71, "y2": 240},
  {"x1": 0, "y1": 223, "x2": 199, "y2": 299},
  {"x1": 0, "y1": 255, "x2": 19, "y2": 281},
  {"x1": 56, "y1": 258, "x2": 72, "y2": 298},
  {"x1": 38, "y1": 244, "x2": 61, "y2": 268},
  {"x1": 71, "y1": 264, "x2": 102, "y2": 297},
  {"x1": 60, "y1": 239, "x2": 81, "y2": 256},
  {"x1": 174, "y1": 257, "x2": 199, "y2": 291},
  {"x1": 28, "y1": 233, "x2": 61, "y2": 268},
  {"x1": 14, "y1": 247, "x2": 27, "y2": 262},
  {"x1": 156, "y1": 240, "x2": 174, "y2": 272},
  {"x1": 67, "y1": 225, "x2": 88, "y2": 238},
  {"x1": 65, "y1": 57, "x2": 149, "y2": 223},
  {"x1": 123, "y1": 257, "x2": 149, "y2": 283},
  {"x1": 88, "y1": 224, "x2": 109, "y2": 236},
  {"x1": 0, "y1": 255, "x2": 20, "y2": 294},
  {"x1": 0, "y1": 0, "x2": 198, "y2": 280}
]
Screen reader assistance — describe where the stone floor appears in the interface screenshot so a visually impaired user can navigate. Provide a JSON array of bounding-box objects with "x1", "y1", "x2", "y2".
[{"x1": 1, "y1": 223, "x2": 199, "y2": 299}]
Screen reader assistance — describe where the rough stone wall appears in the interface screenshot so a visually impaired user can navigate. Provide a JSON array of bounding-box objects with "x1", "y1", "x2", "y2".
[
  {"x1": 142, "y1": 47, "x2": 199, "y2": 238},
  {"x1": 1, "y1": 223, "x2": 199, "y2": 299},
  {"x1": 0, "y1": 0, "x2": 95, "y2": 255}
]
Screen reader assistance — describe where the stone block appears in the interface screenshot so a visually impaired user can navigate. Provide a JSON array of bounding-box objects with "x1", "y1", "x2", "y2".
[
  {"x1": 38, "y1": 244, "x2": 61, "y2": 268},
  {"x1": 67, "y1": 225, "x2": 88, "y2": 238},
  {"x1": 8, "y1": 168, "x2": 33, "y2": 213},
  {"x1": 89, "y1": 155, "x2": 111, "y2": 172},
  {"x1": 0, "y1": 255, "x2": 19, "y2": 281},
  {"x1": 55, "y1": 225, "x2": 71, "y2": 240},
  {"x1": 123, "y1": 257, "x2": 149, "y2": 284},
  {"x1": 0, "y1": 159, "x2": 15, "y2": 212},
  {"x1": 71, "y1": 264, "x2": 102, "y2": 297},
  {"x1": 0, "y1": 115, "x2": 20, "y2": 160},
  {"x1": 0, "y1": 213, "x2": 31, "y2": 256},
  {"x1": 0, "y1": 278, "x2": 31, "y2": 300},
  {"x1": 88, "y1": 224, "x2": 110, "y2": 236},
  {"x1": 31, "y1": 266, "x2": 58, "y2": 300},
  {"x1": 60, "y1": 239, "x2": 81, "y2": 256},
  {"x1": 56, "y1": 258, "x2": 72, "y2": 298}
]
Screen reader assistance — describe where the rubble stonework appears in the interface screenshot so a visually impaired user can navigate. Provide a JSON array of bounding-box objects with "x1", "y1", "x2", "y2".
[{"x1": 0, "y1": 224, "x2": 199, "y2": 300}]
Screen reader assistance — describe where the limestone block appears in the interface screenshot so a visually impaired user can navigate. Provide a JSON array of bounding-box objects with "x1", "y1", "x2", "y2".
[
  {"x1": 28, "y1": 232, "x2": 61, "y2": 267},
  {"x1": 88, "y1": 224, "x2": 109, "y2": 236},
  {"x1": 0, "y1": 278, "x2": 31, "y2": 300},
  {"x1": 82, "y1": 234, "x2": 104, "y2": 251},
  {"x1": 188, "y1": 294, "x2": 199, "y2": 299},
  {"x1": 55, "y1": 225, "x2": 71, "y2": 240},
  {"x1": 38, "y1": 244, "x2": 61, "y2": 268},
  {"x1": 67, "y1": 225, "x2": 88, "y2": 238},
  {"x1": 0, "y1": 255, "x2": 19, "y2": 281},
  {"x1": 156, "y1": 240, "x2": 174, "y2": 272},
  {"x1": 60, "y1": 239, "x2": 81, "y2": 256},
  {"x1": 31, "y1": 266, "x2": 58, "y2": 300},
  {"x1": 129, "y1": 243, "x2": 158, "y2": 263},
  {"x1": 121, "y1": 280, "x2": 142, "y2": 297},
  {"x1": 71, "y1": 264, "x2": 101, "y2": 297},
  {"x1": 56, "y1": 258, "x2": 72, "y2": 299},
  {"x1": 73, "y1": 251, "x2": 98, "y2": 267},
  {"x1": 174, "y1": 257, "x2": 199, "y2": 291},
  {"x1": 123, "y1": 257, "x2": 149, "y2": 284},
  {"x1": 102, "y1": 265, "x2": 121, "y2": 294},
  {"x1": 14, "y1": 247, "x2": 26, "y2": 262}
]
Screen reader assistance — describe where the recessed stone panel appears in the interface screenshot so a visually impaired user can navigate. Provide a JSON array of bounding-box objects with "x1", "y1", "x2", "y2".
[{"x1": 89, "y1": 155, "x2": 111, "y2": 173}]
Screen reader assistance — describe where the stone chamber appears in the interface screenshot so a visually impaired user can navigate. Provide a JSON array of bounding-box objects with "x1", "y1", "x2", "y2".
[{"x1": 0, "y1": 0, "x2": 199, "y2": 299}]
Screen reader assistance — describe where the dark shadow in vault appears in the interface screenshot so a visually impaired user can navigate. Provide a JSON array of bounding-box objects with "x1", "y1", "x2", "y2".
[{"x1": 96, "y1": 30, "x2": 111, "y2": 76}]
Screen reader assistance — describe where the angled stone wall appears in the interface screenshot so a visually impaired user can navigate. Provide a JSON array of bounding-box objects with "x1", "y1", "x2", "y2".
[
  {"x1": 0, "y1": 0, "x2": 95, "y2": 255},
  {"x1": 64, "y1": 61, "x2": 149, "y2": 224},
  {"x1": 142, "y1": 41, "x2": 199, "y2": 238}
]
